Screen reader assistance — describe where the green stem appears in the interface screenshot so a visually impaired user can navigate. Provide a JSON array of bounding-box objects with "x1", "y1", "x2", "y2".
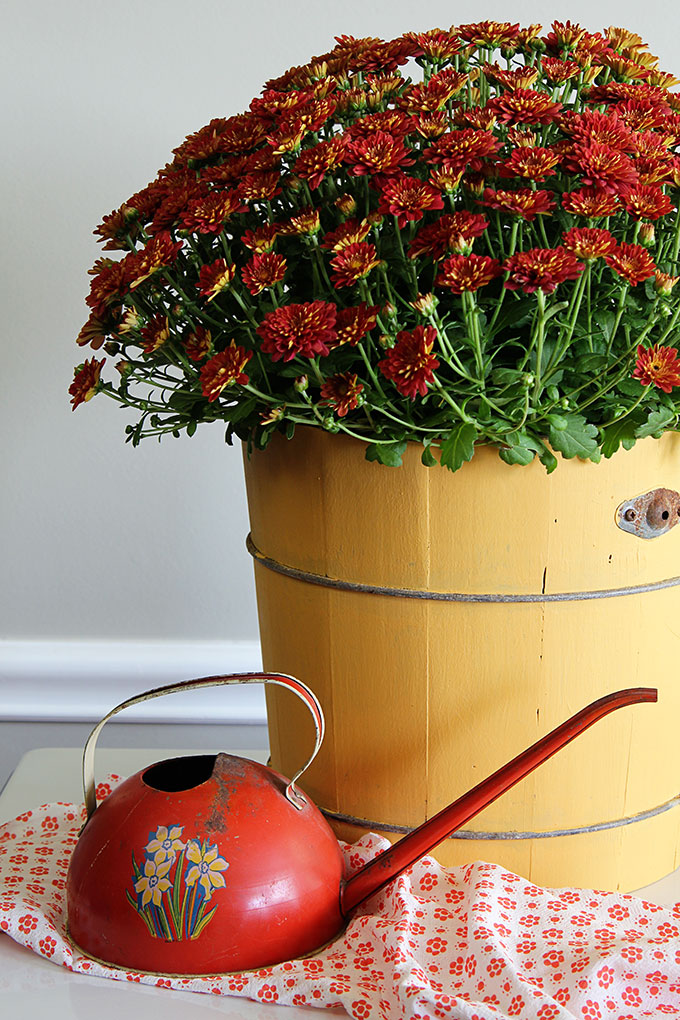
[{"x1": 532, "y1": 288, "x2": 547, "y2": 404}]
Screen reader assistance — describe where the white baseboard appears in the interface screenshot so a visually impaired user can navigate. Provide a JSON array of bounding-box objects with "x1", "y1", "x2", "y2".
[{"x1": 0, "y1": 640, "x2": 266, "y2": 724}]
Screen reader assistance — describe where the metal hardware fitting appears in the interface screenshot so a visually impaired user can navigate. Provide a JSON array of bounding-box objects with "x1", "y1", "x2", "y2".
[{"x1": 616, "y1": 488, "x2": 680, "y2": 540}]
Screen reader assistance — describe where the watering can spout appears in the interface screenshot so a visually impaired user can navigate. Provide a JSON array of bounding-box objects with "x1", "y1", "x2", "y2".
[{"x1": 340, "y1": 687, "x2": 657, "y2": 915}]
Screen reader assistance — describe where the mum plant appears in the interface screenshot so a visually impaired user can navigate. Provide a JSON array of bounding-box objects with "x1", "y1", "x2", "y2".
[{"x1": 71, "y1": 20, "x2": 680, "y2": 472}]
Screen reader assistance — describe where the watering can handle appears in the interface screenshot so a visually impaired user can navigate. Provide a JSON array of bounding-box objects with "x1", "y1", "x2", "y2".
[{"x1": 81, "y1": 672, "x2": 324, "y2": 819}]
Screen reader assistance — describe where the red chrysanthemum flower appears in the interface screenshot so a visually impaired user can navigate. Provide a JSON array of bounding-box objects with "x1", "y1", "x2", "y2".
[
  {"x1": 330, "y1": 241, "x2": 382, "y2": 288},
  {"x1": 379, "y1": 325, "x2": 440, "y2": 399},
  {"x1": 429, "y1": 167, "x2": 465, "y2": 192},
  {"x1": 184, "y1": 325, "x2": 212, "y2": 362},
  {"x1": 293, "y1": 136, "x2": 348, "y2": 189},
  {"x1": 563, "y1": 142, "x2": 639, "y2": 195},
  {"x1": 561, "y1": 227, "x2": 618, "y2": 260},
  {"x1": 633, "y1": 344, "x2": 680, "y2": 392},
  {"x1": 561, "y1": 187, "x2": 620, "y2": 218},
  {"x1": 148, "y1": 180, "x2": 208, "y2": 236},
  {"x1": 413, "y1": 112, "x2": 449, "y2": 140},
  {"x1": 319, "y1": 372, "x2": 365, "y2": 417},
  {"x1": 480, "y1": 188, "x2": 556, "y2": 221},
  {"x1": 76, "y1": 312, "x2": 109, "y2": 350},
  {"x1": 453, "y1": 106, "x2": 498, "y2": 131},
  {"x1": 616, "y1": 98, "x2": 672, "y2": 133},
  {"x1": 408, "y1": 212, "x2": 489, "y2": 260},
  {"x1": 237, "y1": 171, "x2": 281, "y2": 203},
  {"x1": 501, "y1": 147, "x2": 562, "y2": 182},
  {"x1": 69, "y1": 357, "x2": 105, "y2": 409},
  {"x1": 620, "y1": 184, "x2": 675, "y2": 221},
  {"x1": 541, "y1": 57, "x2": 581, "y2": 83},
  {"x1": 399, "y1": 71, "x2": 468, "y2": 114},
  {"x1": 377, "y1": 174, "x2": 444, "y2": 228},
  {"x1": 256, "y1": 301, "x2": 337, "y2": 361},
  {"x1": 559, "y1": 109, "x2": 636, "y2": 152},
  {"x1": 344, "y1": 131, "x2": 415, "y2": 178},
  {"x1": 94, "y1": 204, "x2": 138, "y2": 251},
  {"x1": 199, "y1": 343, "x2": 253, "y2": 400},
  {"x1": 435, "y1": 254, "x2": 502, "y2": 294},
  {"x1": 279, "y1": 208, "x2": 321, "y2": 236},
  {"x1": 140, "y1": 315, "x2": 170, "y2": 353},
  {"x1": 320, "y1": 218, "x2": 373, "y2": 252},
  {"x1": 197, "y1": 259, "x2": 236, "y2": 300},
  {"x1": 634, "y1": 129, "x2": 675, "y2": 162},
  {"x1": 241, "y1": 225, "x2": 279, "y2": 253},
  {"x1": 180, "y1": 190, "x2": 248, "y2": 234},
  {"x1": 333, "y1": 303, "x2": 380, "y2": 347},
  {"x1": 543, "y1": 18, "x2": 588, "y2": 51},
  {"x1": 124, "y1": 233, "x2": 184, "y2": 290},
  {"x1": 482, "y1": 62, "x2": 539, "y2": 91},
  {"x1": 604, "y1": 242, "x2": 657, "y2": 285},
  {"x1": 423, "y1": 129, "x2": 501, "y2": 170},
  {"x1": 86, "y1": 258, "x2": 129, "y2": 317},
  {"x1": 403, "y1": 28, "x2": 461, "y2": 62},
  {"x1": 267, "y1": 116, "x2": 308, "y2": 156},
  {"x1": 490, "y1": 89, "x2": 563, "y2": 126},
  {"x1": 504, "y1": 247, "x2": 585, "y2": 293},
  {"x1": 456, "y1": 21, "x2": 520, "y2": 49},
  {"x1": 241, "y1": 252, "x2": 287, "y2": 295},
  {"x1": 347, "y1": 110, "x2": 415, "y2": 139}
]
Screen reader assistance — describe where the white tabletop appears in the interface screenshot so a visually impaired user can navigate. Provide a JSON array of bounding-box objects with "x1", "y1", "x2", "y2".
[{"x1": 0, "y1": 748, "x2": 345, "y2": 1020}]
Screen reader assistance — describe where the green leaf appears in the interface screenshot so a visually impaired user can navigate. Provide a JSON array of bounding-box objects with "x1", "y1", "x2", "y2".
[
  {"x1": 365, "y1": 440, "x2": 408, "y2": 467},
  {"x1": 421, "y1": 444, "x2": 438, "y2": 467},
  {"x1": 548, "y1": 414, "x2": 599, "y2": 460},
  {"x1": 601, "y1": 417, "x2": 638, "y2": 458},
  {"x1": 439, "y1": 423, "x2": 477, "y2": 473},
  {"x1": 594, "y1": 310, "x2": 616, "y2": 344},
  {"x1": 636, "y1": 407, "x2": 677, "y2": 439},
  {"x1": 499, "y1": 444, "x2": 536, "y2": 466},
  {"x1": 546, "y1": 414, "x2": 568, "y2": 431},
  {"x1": 538, "y1": 446, "x2": 558, "y2": 473}
]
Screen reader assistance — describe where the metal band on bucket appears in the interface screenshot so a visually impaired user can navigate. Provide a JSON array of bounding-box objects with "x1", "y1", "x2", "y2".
[
  {"x1": 246, "y1": 534, "x2": 680, "y2": 603},
  {"x1": 322, "y1": 791, "x2": 680, "y2": 840}
]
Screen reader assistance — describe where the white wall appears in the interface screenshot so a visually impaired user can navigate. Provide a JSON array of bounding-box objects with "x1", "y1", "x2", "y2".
[{"x1": 2, "y1": 1, "x2": 679, "y2": 745}]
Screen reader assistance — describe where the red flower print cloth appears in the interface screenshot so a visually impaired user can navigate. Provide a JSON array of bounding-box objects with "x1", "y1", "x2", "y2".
[{"x1": 1, "y1": 782, "x2": 680, "y2": 1019}]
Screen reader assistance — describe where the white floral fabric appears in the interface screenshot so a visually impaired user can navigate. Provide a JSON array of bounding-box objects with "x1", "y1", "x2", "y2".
[{"x1": 1, "y1": 779, "x2": 680, "y2": 1019}]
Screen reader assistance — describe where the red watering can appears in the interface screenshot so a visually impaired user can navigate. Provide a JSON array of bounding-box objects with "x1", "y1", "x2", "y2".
[{"x1": 66, "y1": 674, "x2": 656, "y2": 975}]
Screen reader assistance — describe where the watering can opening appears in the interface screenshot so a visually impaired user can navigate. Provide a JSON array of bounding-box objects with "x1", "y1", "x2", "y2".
[{"x1": 142, "y1": 754, "x2": 218, "y2": 793}]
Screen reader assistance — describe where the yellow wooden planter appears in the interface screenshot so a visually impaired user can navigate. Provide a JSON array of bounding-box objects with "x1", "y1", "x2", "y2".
[{"x1": 243, "y1": 427, "x2": 680, "y2": 891}]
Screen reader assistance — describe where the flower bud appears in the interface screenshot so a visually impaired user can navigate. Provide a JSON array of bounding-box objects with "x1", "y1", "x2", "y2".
[
  {"x1": 260, "y1": 406, "x2": 285, "y2": 425},
  {"x1": 382, "y1": 302, "x2": 398, "y2": 320},
  {"x1": 654, "y1": 272, "x2": 679, "y2": 296},
  {"x1": 379, "y1": 333, "x2": 396, "y2": 349},
  {"x1": 410, "y1": 293, "x2": 439, "y2": 316},
  {"x1": 322, "y1": 414, "x2": 340, "y2": 432},
  {"x1": 638, "y1": 222, "x2": 655, "y2": 247},
  {"x1": 335, "y1": 193, "x2": 357, "y2": 217},
  {"x1": 522, "y1": 373, "x2": 535, "y2": 388},
  {"x1": 294, "y1": 375, "x2": 309, "y2": 393}
]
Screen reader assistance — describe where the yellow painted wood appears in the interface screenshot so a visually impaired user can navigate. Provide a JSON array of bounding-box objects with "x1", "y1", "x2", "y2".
[{"x1": 242, "y1": 428, "x2": 680, "y2": 890}]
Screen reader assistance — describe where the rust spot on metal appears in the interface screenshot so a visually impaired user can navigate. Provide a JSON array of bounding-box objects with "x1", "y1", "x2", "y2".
[
  {"x1": 204, "y1": 753, "x2": 250, "y2": 834},
  {"x1": 616, "y1": 488, "x2": 680, "y2": 540}
]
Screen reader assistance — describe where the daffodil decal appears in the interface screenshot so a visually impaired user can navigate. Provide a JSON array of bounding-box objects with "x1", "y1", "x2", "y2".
[
  {"x1": 134, "y1": 856, "x2": 173, "y2": 908},
  {"x1": 146, "y1": 824, "x2": 185, "y2": 863},
  {"x1": 125, "y1": 823, "x2": 229, "y2": 941},
  {"x1": 185, "y1": 839, "x2": 229, "y2": 900}
]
